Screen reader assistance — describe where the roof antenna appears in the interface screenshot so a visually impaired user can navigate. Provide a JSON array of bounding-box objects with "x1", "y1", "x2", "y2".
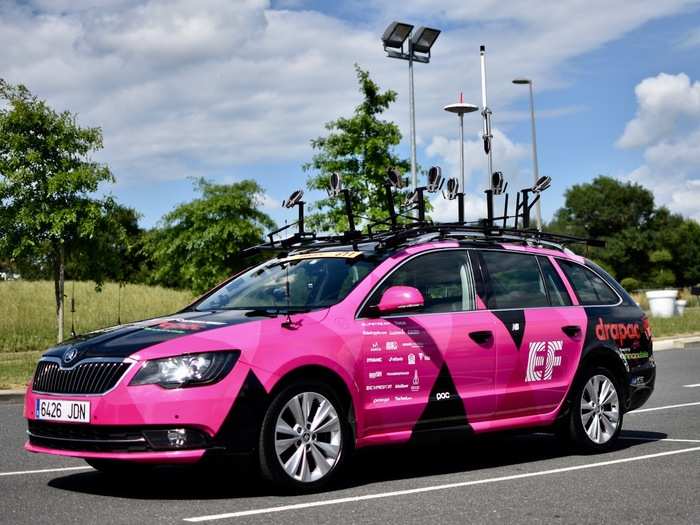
[
  {"x1": 480, "y1": 45, "x2": 508, "y2": 229},
  {"x1": 385, "y1": 167, "x2": 403, "y2": 229},
  {"x1": 444, "y1": 92, "x2": 478, "y2": 224}
]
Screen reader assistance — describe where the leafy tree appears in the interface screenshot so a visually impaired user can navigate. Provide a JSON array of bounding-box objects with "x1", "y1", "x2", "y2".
[
  {"x1": 145, "y1": 178, "x2": 275, "y2": 294},
  {"x1": 0, "y1": 80, "x2": 118, "y2": 342},
  {"x1": 305, "y1": 65, "x2": 411, "y2": 232},
  {"x1": 549, "y1": 175, "x2": 700, "y2": 287}
]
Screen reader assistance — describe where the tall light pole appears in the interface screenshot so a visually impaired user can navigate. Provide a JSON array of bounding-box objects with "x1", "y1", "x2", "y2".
[
  {"x1": 513, "y1": 78, "x2": 542, "y2": 230},
  {"x1": 382, "y1": 22, "x2": 441, "y2": 191}
]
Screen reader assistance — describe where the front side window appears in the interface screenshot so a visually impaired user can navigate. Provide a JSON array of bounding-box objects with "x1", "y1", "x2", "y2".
[
  {"x1": 557, "y1": 259, "x2": 619, "y2": 306},
  {"x1": 195, "y1": 256, "x2": 377, "y2": 312},
  {"x1": 363, "y1": 250, "x2": 476, "y2": 315},
  {"x1": 478, "y1": 250, "x2": 549, "y2": 309}
]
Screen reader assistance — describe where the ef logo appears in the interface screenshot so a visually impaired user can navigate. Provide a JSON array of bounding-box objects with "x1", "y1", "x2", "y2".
[{"x1": 525, "y1": 340, "x2": 563, "y2": 382}]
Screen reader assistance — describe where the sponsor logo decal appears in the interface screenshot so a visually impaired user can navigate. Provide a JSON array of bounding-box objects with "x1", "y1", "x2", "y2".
[
  {"x1": 394, "y1": 383, "x2": 409, "y2": 389},
  {"x1": 407, "y1": 353, "x2": 416, "y2": 365},
  {"x1": 411, "y1": 370, "x2": 420, "y2": 391},
  {"x1": 372, "y1": 397, "x2": 390, "y2": 404},
  {"x1": 525, "y1": 340, "x2": 563, "y2": 382},
  {"x1": 387, "y1": 371, "x2": 409, "y2": 377},
  {"x1": 368, "y1": 371, "x2": 382, "y2": 379},
  {"x1": 386, "y1": 341, "x2": 398, "y2": 350},
  {"x1": 595, "y1": 318, "x2": 641, "y2": 346},
  {"x1": 394, "y1": 395, "x2": 413, "y2": 402},
  {"x1": 366, "y1": 384, "x2": 392, "y2": 391},
  {"x1": 366, "y1": 357, "x2": 383, "y2": 363},
  {"x1": 388, "y1": 356, "x2": 404, "y2": 363},
  {"x1": 435, "y1": 392, "x2": 451, "y2": 401},
  {"x1": 370, "y1": 342, "x2": 382, "y2": 352}
]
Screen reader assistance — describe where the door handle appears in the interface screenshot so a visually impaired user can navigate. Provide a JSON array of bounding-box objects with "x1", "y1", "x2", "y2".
[
  {"x1": 562, "y1": 325, "x2": 581, "y2": 337},
  {"x1": 469, "y1": 330, "x2": 493, "y2": 344}
]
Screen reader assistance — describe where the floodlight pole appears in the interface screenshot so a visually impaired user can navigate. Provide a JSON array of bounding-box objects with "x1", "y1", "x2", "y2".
[{"x1": 408, "y1": 41, "x2": 418, "y2": 191}]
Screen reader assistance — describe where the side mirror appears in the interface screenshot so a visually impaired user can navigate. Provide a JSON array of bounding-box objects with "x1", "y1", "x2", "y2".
[{"x1": 377, "y1": 286, "x2": 424, "y2": 315}]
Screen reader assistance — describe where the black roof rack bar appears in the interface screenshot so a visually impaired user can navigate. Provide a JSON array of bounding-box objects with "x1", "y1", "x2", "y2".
[{"x1": 242, "y1": 222, "x2": 604, "y2": 258}]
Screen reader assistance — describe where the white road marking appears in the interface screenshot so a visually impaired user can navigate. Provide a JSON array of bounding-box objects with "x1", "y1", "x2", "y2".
[
  {"x1": 619, "y1": 437, "x2": 700, "y2": 443},
  {"x1": 682, "y1": 383, "x2": 700, "y2": 388},
  {"x1": 183, "y1": 446, "x2": 700, "y2": 522},
  {"x1": 629, "y1": 401, "x2": 700, "y2": 414},
  {"x1": 0, "y1": 466, "x2": 91, "y2": 477}
]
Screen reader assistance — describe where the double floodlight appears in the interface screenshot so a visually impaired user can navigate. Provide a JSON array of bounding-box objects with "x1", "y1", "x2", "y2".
[
  {"x1": 283, "y1": 189, "x2": 304, "y2": 209},
  {"x1": 382, "y1": 21, "x2": 440, "y2": 62}
]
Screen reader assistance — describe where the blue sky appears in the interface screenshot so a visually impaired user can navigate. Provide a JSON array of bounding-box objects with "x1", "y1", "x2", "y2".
[{"x1": 2, "y1": 0, "x2": 700, "y2": 228}]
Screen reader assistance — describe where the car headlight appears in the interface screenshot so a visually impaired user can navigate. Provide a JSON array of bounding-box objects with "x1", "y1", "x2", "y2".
[{"x1": 129, "y1": 351, "x2": 239, "y2": 389}]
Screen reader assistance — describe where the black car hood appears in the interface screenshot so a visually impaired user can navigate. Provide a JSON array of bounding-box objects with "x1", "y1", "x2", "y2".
[{"x1": 42, "y1": 310, "x2": 269, "y2": 363}]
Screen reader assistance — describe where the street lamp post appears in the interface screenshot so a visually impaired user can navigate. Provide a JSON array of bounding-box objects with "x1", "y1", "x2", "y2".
[
  {"x1": 382, "y1": 22, "x2": 441, "y2": 191},
  {"x1": 513, "y1": 78, "x2": 542, "y2": 230}
]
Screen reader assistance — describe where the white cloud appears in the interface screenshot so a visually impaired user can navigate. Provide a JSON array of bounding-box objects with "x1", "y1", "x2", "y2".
[
  {"x1": 429, "y1": 192, "x2": 486, "y2": 223},
  {"x1": 619, "y1": 72, "x2": 700, "y2": 221},
  {"x1": 616, "y1": 73, "x2": 700, "y2": 148}
]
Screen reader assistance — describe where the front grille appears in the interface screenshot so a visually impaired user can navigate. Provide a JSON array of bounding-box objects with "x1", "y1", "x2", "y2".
[
  {"x1": 32, "y1": 360, "x2": 131, "y2": 395},
  {"x1": 27, "y1": 420, "x2": 148, "y2": 452}
]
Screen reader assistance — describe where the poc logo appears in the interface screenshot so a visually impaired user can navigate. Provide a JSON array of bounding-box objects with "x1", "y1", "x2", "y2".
[
  {"x1": 435, "y1": 392, "x2": 451, "y2": 401},
  {"x1": 525, "y1": 340, "x2": 563, "y2": 382}
]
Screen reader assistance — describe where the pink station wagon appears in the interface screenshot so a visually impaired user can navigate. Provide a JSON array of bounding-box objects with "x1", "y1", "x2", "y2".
[{"x1": 25, "y1": 231, "x2": 655, "y2": 490}]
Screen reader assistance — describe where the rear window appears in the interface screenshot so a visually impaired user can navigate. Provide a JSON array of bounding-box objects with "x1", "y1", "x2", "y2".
[
  {"x1": 479, "y1": 251, "x2": 549, "y2": 309},
  {"x1": 557, "y1": 259, "x2": 619, "y2": 306}
]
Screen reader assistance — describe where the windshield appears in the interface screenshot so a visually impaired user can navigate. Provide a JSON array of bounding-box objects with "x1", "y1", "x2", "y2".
[{"x1": 194, "y1": 254, "x2": 377, "y2": 312}]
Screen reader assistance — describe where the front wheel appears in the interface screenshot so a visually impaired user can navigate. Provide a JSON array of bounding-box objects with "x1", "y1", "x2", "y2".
[
  {"x1": 258, "y1": 382, "x2": 352, "y2": 492},
  {"x1": 566, "y1": 366, "x2": 624, "y2": 452}
]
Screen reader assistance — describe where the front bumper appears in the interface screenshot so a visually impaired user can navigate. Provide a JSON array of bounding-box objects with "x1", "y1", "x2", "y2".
[{"x1": 24, "y1": 359, "x2": 253, "y2": 463}]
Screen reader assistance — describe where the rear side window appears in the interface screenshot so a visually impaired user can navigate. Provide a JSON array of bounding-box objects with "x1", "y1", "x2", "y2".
[
  {"x1": 364, "y1": 250, "x2": 476, "y2": 315},
  {"x1": 478, "y1": 251, "x2": 549, "y2": 309},
  {"x1": 538, "y1": 256, "x2": 572, "y2": 307},
  {"x1": 557, "y1": 259, "x2": 619, "y2": 306}
]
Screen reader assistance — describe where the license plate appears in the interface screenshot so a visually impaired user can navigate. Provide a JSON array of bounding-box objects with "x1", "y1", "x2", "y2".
[{"x1": 35, "y1": 399, "x2": 90, "y2": 423}]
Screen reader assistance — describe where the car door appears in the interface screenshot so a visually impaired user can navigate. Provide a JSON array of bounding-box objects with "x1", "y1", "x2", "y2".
[
  {"x1": 355, "y1": 249, "x2": 497, "y2": 438},
  {"x1": 473, "y1": 249, "x2": 586, "y2": 419}
]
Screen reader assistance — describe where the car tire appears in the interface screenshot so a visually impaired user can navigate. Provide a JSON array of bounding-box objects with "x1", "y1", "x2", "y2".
[
  {"x1": 258, "y1": 381, "x2": 353, "y2": 492},
  {"x1": 85, "y1": 458, "x2": 154, "y2": 476},
  {"x1": 566, "y1": 366, "x2": 624, "y2": 453}
]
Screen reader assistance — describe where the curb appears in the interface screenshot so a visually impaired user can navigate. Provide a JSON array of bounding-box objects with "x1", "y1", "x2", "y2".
[
  {"x1": 654, "y1": 334, "x2": 700, "y2": 352},
  {"x1": 0, "y1": 389, "x2": 25, "y2": 405}
]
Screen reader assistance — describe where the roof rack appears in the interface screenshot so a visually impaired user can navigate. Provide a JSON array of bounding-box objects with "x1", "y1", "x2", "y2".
[{"x1": 243, "y1": 46, "x2": 605, "y2": 260}]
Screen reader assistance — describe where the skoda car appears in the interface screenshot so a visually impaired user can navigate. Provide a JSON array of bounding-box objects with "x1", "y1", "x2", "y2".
[{"x1": 25, "y1": 236, "x2": 655, "y2": 490}]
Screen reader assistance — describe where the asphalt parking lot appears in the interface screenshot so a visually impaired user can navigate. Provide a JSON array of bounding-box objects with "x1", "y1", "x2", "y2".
[{"x1": 1, "y1": 348, "x2": 699, "y2": 525}]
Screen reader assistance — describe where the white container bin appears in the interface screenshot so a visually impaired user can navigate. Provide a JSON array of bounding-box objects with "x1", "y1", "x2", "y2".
[
  {"x1": 675, "y1": 299, "x2": 687, "y2": 316},
  {"x1": 646, "y1": 289, "x2": 678, "y2": 318}
]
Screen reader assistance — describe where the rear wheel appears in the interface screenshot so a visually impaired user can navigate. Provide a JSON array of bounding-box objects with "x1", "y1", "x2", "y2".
[
  {"x1": 258, "y1": 381, "x2": 352, "y2": 492},
  {"x1": 566, "y1": 366, "x2": 623, "y2": 452}
]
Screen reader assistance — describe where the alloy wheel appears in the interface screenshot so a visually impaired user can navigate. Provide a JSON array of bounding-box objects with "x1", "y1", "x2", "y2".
[
  {"x1": 580, "y1": 374, "x2": 620, "y2": 444},
  {"x1": 274, "y1": 391, "x2": 342, "y2": 483}
]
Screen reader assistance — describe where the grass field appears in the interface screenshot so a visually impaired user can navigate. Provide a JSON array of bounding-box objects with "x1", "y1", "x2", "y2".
[
  {"x1": 0, "y1": 280, "x2": 193, "y2": 389},
  {"x1": 1, "y1": 281, "x2": 699, "y2": 389}
]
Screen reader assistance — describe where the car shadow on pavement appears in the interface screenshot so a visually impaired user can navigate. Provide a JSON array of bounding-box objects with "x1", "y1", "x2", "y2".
[{"x1": 47, "y1": 429, "x2": 668, "y2": 500}]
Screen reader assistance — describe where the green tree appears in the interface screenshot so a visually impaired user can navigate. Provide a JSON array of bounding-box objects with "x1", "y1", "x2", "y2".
[
  {"x1": 0, "y1": 80, "x2": 117, "y2": 342},
  {"x1": 145, "y1": 178, "x2": 275, "y2": 294},
  {"x1": 304, "y1": 65, "x2": 411, "y2": 232},
  {"x1": 549, "y1": 175, "x2": 700, "y2": 287}
]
